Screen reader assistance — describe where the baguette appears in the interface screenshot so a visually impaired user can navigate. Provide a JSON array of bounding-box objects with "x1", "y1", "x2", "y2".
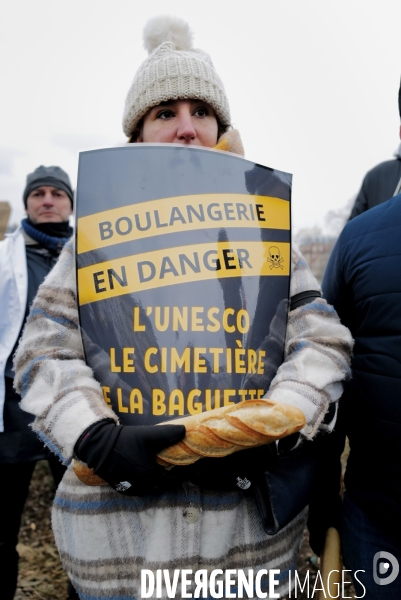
[
  {"x1": 316, "y1": 527, "x2": 342, "y2": 600},
  {"x1": 73, "y1": 460, "x2": 108, "y2": 486},
  {"x1": 73, "y1": 399, "x2": 306, "y2": 484},
  {"x1": 156, "y1": 399, "x2": 306, "y2": 466}
]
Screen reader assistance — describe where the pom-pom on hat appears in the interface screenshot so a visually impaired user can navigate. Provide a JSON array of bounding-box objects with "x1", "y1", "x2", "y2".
[{"x1": 122, "y1": 15, "x2": 231, "y2": 138}]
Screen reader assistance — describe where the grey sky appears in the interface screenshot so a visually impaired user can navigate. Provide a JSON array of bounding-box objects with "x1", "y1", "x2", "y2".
[{"x1": 1, "y1": 0, "x2": 400, "y2": 232}]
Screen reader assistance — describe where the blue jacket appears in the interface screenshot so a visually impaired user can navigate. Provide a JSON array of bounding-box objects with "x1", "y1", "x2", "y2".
[{"x1": 323, "y1": 195, "x2": 401, "y2": 529}]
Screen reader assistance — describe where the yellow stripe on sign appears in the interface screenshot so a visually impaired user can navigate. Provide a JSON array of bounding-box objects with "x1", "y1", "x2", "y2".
[
  {"x1": 77, "y1": 194, "x2": 290, "y2": 254},
  {"x1": 77, "y1": 241, "x2": 290, "y2": 305}
]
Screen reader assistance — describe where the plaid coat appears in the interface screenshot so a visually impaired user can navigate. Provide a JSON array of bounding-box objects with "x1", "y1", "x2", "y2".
[{"x1": 14, "y1": 136, "x2": 352, "y2": 600}]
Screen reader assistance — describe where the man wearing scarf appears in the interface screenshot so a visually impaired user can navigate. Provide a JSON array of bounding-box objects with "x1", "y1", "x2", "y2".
[{"x1": 0, "y1": 165, "x2": 77, "y2": 599}]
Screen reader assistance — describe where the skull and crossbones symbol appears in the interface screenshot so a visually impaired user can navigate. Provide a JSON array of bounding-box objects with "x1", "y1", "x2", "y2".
[{"x1": 267, "y1": 246, "x2": 284, "y2": 270}]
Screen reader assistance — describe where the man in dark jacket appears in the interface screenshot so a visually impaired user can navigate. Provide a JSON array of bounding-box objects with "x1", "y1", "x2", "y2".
[
  {"x1": 348, "y1": 81, "x2": 401, "y2": 220},
  {"x1": 0, "y1": 166, "x2": 78, "y2": 599},
  {"x1": 322, "y1": 195, "x2": 401, "y2": 598}
]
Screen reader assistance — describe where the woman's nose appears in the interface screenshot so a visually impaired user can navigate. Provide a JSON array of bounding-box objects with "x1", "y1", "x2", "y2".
[{"x1": 176, "y1": 113, "x2": 196, "y2": 140}]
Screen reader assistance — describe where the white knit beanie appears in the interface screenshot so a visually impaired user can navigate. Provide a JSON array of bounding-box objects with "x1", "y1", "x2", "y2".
[{"x1": 122, "y1": 15, "x2": 231, "y2": 138}]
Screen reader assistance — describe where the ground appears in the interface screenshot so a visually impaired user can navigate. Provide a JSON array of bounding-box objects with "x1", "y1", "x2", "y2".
[
  {"x1": 15, "y1": 460, "x2": 355, "y2": 600},
  {"x1": 14, "y1": 461, "x2": 68, "y2": 600}
]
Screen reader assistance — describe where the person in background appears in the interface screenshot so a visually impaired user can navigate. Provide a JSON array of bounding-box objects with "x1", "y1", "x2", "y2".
[
  {"x1": 0, "y1": 165, "x2": 78, "y2": 599},
  {"x1": 323, "y1": 193, "x2": 401, "y2": 598},
  {"x1": 14, "y1": 17, "x2": 352, "y2": 599},
  {"x1": 348, "y1": 79, "x2": 401, "y2": 220}
]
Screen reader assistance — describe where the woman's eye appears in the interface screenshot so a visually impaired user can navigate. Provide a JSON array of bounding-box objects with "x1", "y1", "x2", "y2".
[
  {"x1": 157, "y1": 110, "x2": 174, "y2": 119},
  {"x1": 194, "y1": 107, "x2": 208, "y2": 117}
]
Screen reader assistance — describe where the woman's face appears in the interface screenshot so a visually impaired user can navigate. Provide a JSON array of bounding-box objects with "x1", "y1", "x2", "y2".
[{"x1": 137, "y1": 99, "x2": 219, "y2": 148}]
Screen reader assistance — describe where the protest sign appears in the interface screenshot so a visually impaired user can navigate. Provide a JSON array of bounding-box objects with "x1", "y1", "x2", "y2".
[{"x1": 76, "y1": 145, "x2": 291, "y2": 425}]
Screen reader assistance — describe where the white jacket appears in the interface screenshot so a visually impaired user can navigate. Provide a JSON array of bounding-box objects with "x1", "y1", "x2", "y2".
[{"x1": 0, "y1": 226, "x2": 28, "y2": 431}]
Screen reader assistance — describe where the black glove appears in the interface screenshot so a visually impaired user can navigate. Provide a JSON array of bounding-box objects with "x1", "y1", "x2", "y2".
[
  {"x1": 181, "y1": 446, "x2": 268, "y2": 492},
  {"x1": 75, "y1": 419, "x2": 186, "y2": 496}
]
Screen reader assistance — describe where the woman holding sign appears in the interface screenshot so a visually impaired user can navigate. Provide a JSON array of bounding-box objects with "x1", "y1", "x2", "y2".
[{"x1": 14, "y1": 16, "x2": 352, "y2": 599}]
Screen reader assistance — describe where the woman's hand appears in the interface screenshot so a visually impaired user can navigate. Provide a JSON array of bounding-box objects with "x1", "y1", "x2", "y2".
[{"x1": 74, "y1": 419, "x2": 186, "y2": 496}]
